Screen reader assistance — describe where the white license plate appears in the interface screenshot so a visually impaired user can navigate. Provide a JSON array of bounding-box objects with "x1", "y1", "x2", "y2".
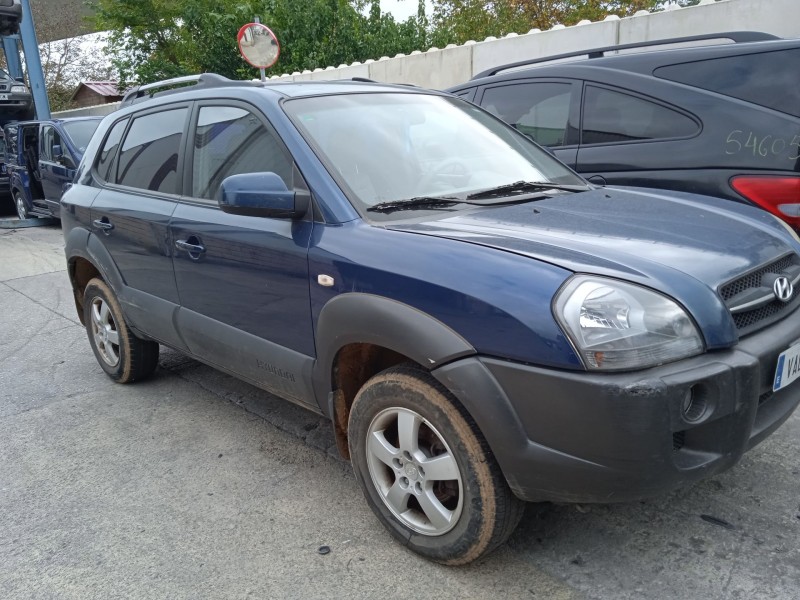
[
  {"x1": 0, "y1": 94, "x2": 8, "y2": 100},
  {"x1": 773, "y1": 342, "x2": 800, "y2": 391}
]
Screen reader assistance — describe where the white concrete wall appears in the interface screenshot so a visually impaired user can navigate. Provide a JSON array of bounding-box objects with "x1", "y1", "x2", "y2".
[{"x1": 54, "y1": 0, "x2": 800, "y2": 118}]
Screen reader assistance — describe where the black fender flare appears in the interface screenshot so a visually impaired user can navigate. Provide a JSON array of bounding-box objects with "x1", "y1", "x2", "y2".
[{"x1": 312, "y1": 293, "x2": 476, "y2": 413}]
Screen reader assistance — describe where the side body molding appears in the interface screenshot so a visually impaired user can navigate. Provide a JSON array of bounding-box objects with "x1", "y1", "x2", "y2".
[{"x1": 312, "y1": 293, "x2": 476, "y2": 414}]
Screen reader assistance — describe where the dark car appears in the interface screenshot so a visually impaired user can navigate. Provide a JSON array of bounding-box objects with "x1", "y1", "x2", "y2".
[
  {"x1": 447, "y1": 32, "x2": 800, "y2": 230},
  {"x1": 0, "y1": 67, "x2": 32, "y2": 117},
  {"x1": 0, "y1": 0, "x2": 21, "y2": 36},
  {"x1": 5, "y1": 117, "x2": 101, "y2": 219},
  {"x1": 61, "y1": 74, "x2": 800, "y2": 564}
]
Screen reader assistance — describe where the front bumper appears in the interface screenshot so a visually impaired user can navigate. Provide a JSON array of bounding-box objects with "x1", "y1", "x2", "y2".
[{"x1": 434, "y1": 314, "x2": 800, "y2": 503}]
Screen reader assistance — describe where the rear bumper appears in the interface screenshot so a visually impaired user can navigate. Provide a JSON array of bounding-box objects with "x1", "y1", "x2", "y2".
[{"x1": 434, "y1": 314, "x2": 800, "y2": 503}]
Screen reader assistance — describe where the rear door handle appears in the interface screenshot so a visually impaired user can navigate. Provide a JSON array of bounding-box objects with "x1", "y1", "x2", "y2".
[
  {"x1": 93, "y1": 218, "x2": 114, "y2": 231},
  {"x1": 175, "y1": 239, "x2": 206, "y2": 255}
]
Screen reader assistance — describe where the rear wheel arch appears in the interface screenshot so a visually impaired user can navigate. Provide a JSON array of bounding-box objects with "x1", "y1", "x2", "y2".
[{"x1": 65, "y1": 229, "x2": 124, "y2": 325}]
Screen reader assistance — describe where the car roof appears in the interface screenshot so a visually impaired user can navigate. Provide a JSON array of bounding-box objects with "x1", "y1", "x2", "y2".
[
  {"x1": 120, "y1": 73, "x2": 435, "y2": 108},
  {"x1": 456, "y1": 34, "x2": 799, "y2": 87}
]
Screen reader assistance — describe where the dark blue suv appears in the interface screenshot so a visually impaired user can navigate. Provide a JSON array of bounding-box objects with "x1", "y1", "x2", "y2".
[
  {"x1": 62, "y1": 74, "x2": 800, "y2": 564},
  {"x1": 4, "y1": 117, "x2": 101, "y2": 219}
]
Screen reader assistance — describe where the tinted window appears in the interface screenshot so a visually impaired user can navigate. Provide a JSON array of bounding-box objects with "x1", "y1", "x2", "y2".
[
  {"x1": 481, "y1": 83, "x2": 571, "y2": 147},
  {"x1": 191, "y1": 105, "x2": 292, "y2": 200},
  {"x1": 96, "y1": 118, "x2": 128, "y2": 183},
  {"x1": 116, "y1": 108, "x2": 187, "y2": 193},
  {"x1": 655, "y1": 49, "x2": 800, "y2": 118},
  {"x1": 582, "y1": 86, "x2": 698, "y2": 145},
  {"x1": 62, "y1": 120, "x2": 101, "y2": 153}
]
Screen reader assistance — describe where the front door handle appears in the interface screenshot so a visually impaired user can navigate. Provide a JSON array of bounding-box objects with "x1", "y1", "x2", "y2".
[
  {"x1": 93, "y1": 218, "x2": 114, "y2": 231},
  {"x1": 175, "y1": 238, "x2": 206, "y2": 256}
]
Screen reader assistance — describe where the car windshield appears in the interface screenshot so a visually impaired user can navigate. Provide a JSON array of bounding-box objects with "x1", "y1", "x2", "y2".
[
  {"x1": 284, "y1": 92, "x2": 584, "y2": 220},
  {"x1": 62, "y1": 119, "x2": 101, "y2": 153}
]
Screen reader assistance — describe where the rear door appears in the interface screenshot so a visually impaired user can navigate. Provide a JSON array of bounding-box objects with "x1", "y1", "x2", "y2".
[
  {"x1": 575, "y1": 83, "x2": 702, "y2": 187},
  {"x1": 89, "y1": 104, "x2": 190, "y2": 349},
  {"x1": 169, "y1": 101, "x2": 317, "y2": 406}
]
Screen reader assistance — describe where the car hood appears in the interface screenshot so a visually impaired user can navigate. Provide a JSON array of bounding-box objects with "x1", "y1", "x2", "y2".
[{"x1": 387, "y1": 187, "x2": 798, "y2": 347}]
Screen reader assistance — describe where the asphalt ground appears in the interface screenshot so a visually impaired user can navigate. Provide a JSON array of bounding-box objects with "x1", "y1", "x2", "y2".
[{"x1": 1, "y1": 221, "x2": 799, "y2": 599}]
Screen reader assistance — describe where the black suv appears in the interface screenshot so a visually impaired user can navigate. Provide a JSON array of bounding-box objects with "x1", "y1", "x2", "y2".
[{"x1": 448, "y1": 32, "x2": 800, "y2": 230}]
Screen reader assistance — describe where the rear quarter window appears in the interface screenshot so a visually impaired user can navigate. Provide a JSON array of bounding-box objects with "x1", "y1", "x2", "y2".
[{"x1": 654, "y1": 49, "x2": 800, "y2": 118}]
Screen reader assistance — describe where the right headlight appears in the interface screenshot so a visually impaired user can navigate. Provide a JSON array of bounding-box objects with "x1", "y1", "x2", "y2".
[{"x1": 553, "y1": 276, "x2": 704, "y2": 371}]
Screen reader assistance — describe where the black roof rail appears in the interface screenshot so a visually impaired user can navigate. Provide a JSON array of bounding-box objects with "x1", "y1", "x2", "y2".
[
  {"x1": 471, "y1": 31, "x2": 780, "y2": 80},
  {"x1": 120, "y1": 73, "x2": 257, "y2": 107}
]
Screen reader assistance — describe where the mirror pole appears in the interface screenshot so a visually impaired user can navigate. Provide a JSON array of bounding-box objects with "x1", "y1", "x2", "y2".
[{"x1": 254, "y1": 16, "x2": 267, "y2": 83}]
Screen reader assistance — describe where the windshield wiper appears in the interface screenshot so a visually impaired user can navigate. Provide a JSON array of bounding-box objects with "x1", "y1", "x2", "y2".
[
  {"x1": 466, "y1": 181, "x2": 589, "y2": 200},
  {"x1": 366, "y1": 196, "x2": 462, "y2": 213}
]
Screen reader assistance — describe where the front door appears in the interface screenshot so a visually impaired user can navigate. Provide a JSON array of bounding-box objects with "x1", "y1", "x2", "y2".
[
  {"x1": 170, "y1": 102, "x2": 316, "y2": 406},
  {"x1": 38, "y1": 124, "x2": 73, "y2": 216}
]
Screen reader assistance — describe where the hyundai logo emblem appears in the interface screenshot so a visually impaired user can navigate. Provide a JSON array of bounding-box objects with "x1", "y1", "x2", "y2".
[{"x1": 774, "y1": 276, "x2": 794, "y2": 303}]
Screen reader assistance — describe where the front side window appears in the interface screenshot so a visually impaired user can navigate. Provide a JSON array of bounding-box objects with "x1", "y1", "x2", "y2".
[
  {"x1": 481, "y1": 82, "x2": 572, "y2": 147},
  {"x1": 116, "y1": 108, "x2": 187, "y2": 193},
  {"x1": 191, "y1": 105, "x2": 292, "y2": 200},
  {"x1": 40, "y1": 126, "x2": 59, "y2": 161},
  {"x1": 582, "y1": 86, "x2": 698, "y2": 145}
]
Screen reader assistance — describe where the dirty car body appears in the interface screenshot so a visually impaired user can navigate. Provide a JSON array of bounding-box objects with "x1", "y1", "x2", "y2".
[{"x1": 61, "y1": 75, "x2": 800, "y2": 563}]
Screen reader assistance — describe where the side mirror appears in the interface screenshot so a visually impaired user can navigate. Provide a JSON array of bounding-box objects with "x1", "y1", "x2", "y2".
[
  {"x1": 218, "y1": 172, "x2": 309, "y2": 219},
  {"x1": 52, "y1": 143, "x2": 63, "y2": 159}
]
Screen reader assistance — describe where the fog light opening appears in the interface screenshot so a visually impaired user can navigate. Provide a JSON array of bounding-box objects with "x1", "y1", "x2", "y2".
[{"x1": 681, "y1": 385, "x2": 707, "y2": 422}]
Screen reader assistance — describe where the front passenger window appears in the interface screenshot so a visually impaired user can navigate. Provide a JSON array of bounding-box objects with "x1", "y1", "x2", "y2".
[
  {"x1": 191, "y1": 105, "x2": 293, "y2": 201},
  {"x1": 481, "y1": 83, "x2": 572, "y2": 147}
]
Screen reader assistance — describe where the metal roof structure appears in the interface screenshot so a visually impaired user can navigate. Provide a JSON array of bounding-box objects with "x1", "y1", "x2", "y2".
[{"x1": 71, "y1": 81, "x2": 121, "y2": 100}]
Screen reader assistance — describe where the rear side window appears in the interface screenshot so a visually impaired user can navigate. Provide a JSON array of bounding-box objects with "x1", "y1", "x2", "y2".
[
  {"x1": 190, "y1": 105, "x2": 293, "y2": 200},
  {"x1": 96, "y1": 118, "x2": 128, "y2": 182},
  {"x1": 481, "y1": 82, "x2": 572, "y2": 147},
  {"x1": 116, "y1": 108, "x2": 187, "y2": 193},
  {"x1": 655, "y1": 49, "x2": 800, "y2": 118},
  {"x1": 582, "y1": 86, "x2": 698, "y2": 145}
]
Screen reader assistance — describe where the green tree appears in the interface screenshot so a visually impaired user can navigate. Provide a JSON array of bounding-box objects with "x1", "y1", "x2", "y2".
[
  {"x1": 93, "y1": 0, "x2": 427, "y2": 85},
  {"x1": 430, "y1": 0, "x2": 666, "y2": 46}
]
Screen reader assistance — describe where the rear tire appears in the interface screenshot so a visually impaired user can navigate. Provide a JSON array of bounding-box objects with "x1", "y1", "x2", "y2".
[
  {"x1": 83, "y1": 278, "x2": 159, "y2": 383},
  {"x1": 348, "y1": 364, "x2": 524, "y2": 565}
]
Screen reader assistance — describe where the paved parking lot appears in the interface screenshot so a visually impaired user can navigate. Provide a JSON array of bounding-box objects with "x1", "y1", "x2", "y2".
[{"x1": 1, "y1": 222, "x2": 799, "y2": 599}]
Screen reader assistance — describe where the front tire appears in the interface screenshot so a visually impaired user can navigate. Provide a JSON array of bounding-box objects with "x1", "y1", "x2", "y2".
[
  {"x1": 348, "y1": 364, "x2": 524, "y2": 565},
  {"x1": 14, "y1": 192, "x2": 28, "y2": 220},
  {"x1": 83, "y1": 278, "x2": 159, "y2": 383}
]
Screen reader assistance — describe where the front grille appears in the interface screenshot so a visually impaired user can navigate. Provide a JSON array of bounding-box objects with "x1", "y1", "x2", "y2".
[
  {"x1": 672, "y1": 431, "x2": 686, "y2": 451},
  {"x1": 719, "y1": 254, "x2": 797, "y2": 300},
  {"x1": 719, "y1": 253, "x2": 800, "y2": 336}
]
